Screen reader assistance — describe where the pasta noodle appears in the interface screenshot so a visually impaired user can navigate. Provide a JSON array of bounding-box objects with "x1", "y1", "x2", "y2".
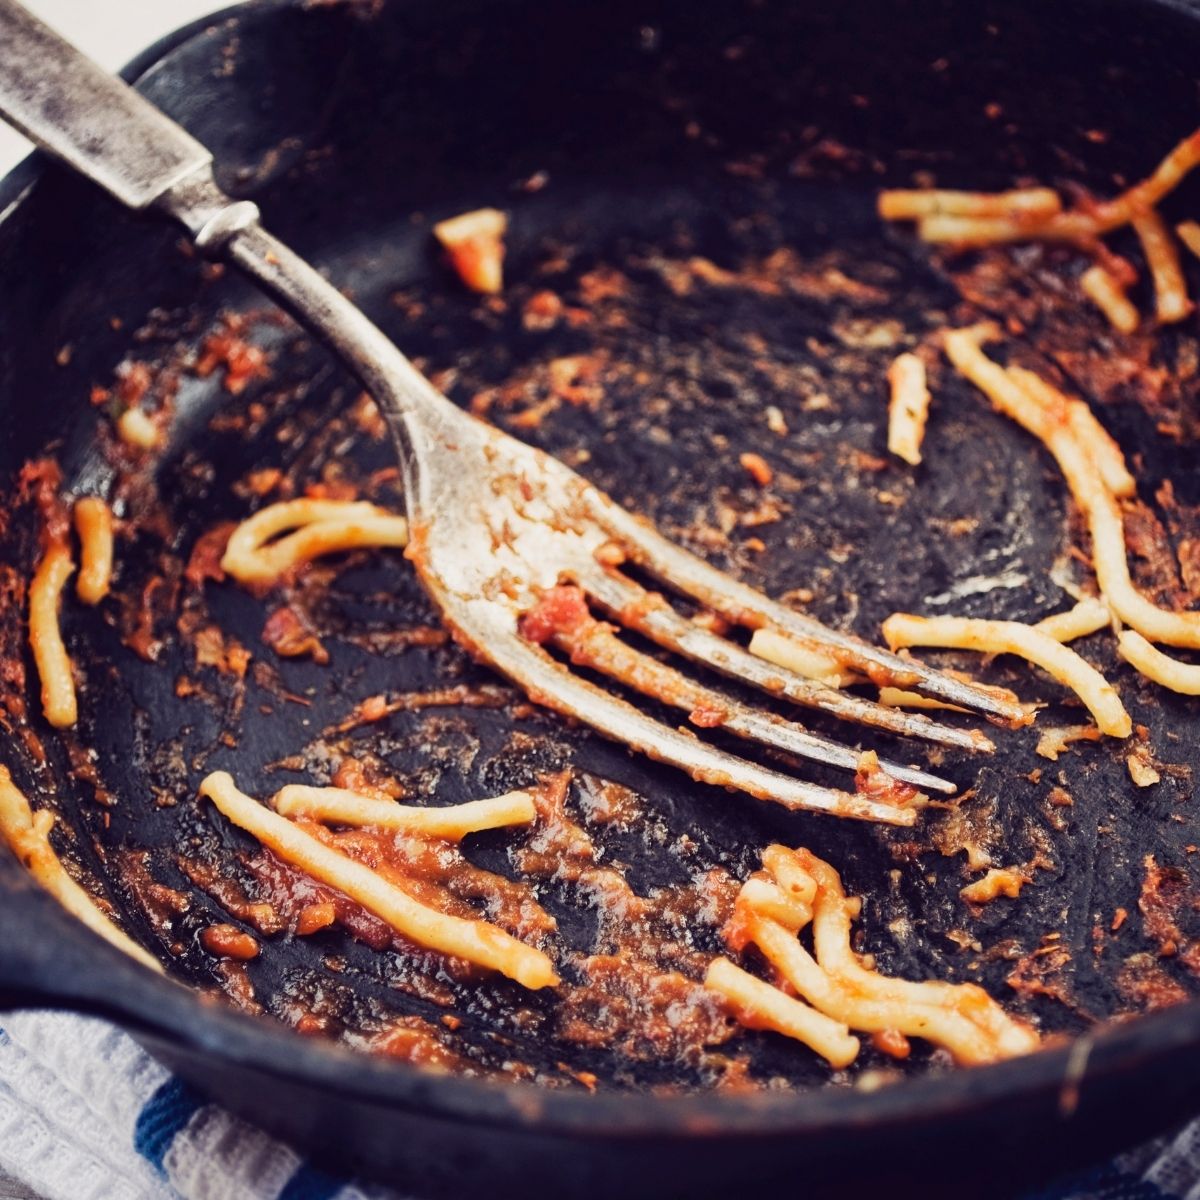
[
  {"x1": 747, "y1": 627, "x2": 861, "y2": 688},
  {"x1": 0, "y1": 765, "x2": 161, "y2": 972},
  {"x1": 877, "y1": 187, "x2": 1061, "y2": 222},
  {"x1": 905, "y1": 128, "x2": 1200, "y2": 245},
  {"x1": 704, "y1": 957, "x2": 859, "y2": 1068},
  {"x1": 272, "y1": 785, "x2": 536, "y2": 839},
  {"x1": 913, "y1": 213, "x2": 1066, "y2": 244},
  {"x1": 713, "y1": 845, "x2": 1037, "y2": 1066},
  {"x1": 945, "y1": 328, "x2": 1200, "y2": 650},
  {"x1": 28, "y1": 541, "x2": 77, "y2": 729},
  {"x1": 1117, "y1": 630, "x2": 1200, "y2": 695},
  {"x1": 1080, "y1": 265, "x2": 1140, "y2": 334},
  {"x1": 1177, "y1": 219, "x2": 1200, "y2": 260},
  {"x1": 199, "y1": 772, "x2": 557, "y2": 990},
  {"x1": 886, "y1": 352, "x2": 931, "y2": 466},
  {"x1": 1131, "y1": 209, "x2": 1193, "y2": 323},
  {"x1": 1003, "y1": 366, "x2": 1136, "y2": 499},
  {"x1": 733, "y1": 876, "x2": 812, "y2": 931},
  {"x1": 73, "y1": 496, "x2": 114, "y2": 606},
  {"x1": 221, "y1": 498, "x2": 409, "y2": 585},
  {"x1": 760, "y1": 843, "x2": 818, "y2": 908},
  {"x1": 750, "y1": 916, "x2": 1003, "y2": 1065},
  {"x1": 1034, "y1": 597, "x2": 1111, "y2": 643},
  {"x1": 1107, "y1": 128, "x2": 1200, "y2": 226},
  {"x1": 877, "y1": 687, "x2": 968, "y2": 712},
  {"x1": 798, "y1": 848, "x2": 1035, "y2": 1056},
  {"x1": 881, "y1": 612, "x2": 1130, "y2": 737}
]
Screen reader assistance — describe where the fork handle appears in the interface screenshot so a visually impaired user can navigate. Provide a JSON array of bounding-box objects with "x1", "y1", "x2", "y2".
[
  {"x1": 0, "y1": 0, "x2": 264, "y2": 261},
  {"x1": 0, "y1": 0, "x2": 212, "y2": 209},
  {"x1": 0, "y1": 0, "x2": 471, "y2": 467}
]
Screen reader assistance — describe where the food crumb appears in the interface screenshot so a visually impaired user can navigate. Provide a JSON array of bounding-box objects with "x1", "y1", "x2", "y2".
[
  {"x1": 739, "y1": 452, "x2": 773, "y2": 486},
  {"x1": 1128, "y1": 747, "x2": 1162, "y2": 788},
  {"x1": 200, "y1": 923, "x2": 260, "y2": 960},
  {"x1": 434, "y1": 207, "x2": 508, "y2": 294},
  {"x1": 116, "y1": 406, "x2": 162, "y2": 450},
  {"x1": 1035, "y1": 724, "x2": 1102, "y2": 761},
  {"x1": 960, "y1": 868, "x2": 1029, "y2": 905}
]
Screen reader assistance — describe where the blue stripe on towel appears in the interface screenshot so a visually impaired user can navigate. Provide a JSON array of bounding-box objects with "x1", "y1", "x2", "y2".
[
  {"x1": 278, "y1": 1161, "x2": 346, "y2": 1200},
  {"x1": 133, "y1": 1076, "x2": 202, "y2": 1174}
]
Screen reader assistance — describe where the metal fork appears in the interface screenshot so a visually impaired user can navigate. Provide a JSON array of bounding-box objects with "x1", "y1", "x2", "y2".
[{"x1": 0, "y1": 0, "x2": 1024, "y2": 825}]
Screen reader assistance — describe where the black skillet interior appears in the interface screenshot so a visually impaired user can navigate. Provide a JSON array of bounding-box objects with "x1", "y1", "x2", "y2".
[{"x1": 4, "y1": 0, "x2": 1200, "y2": 1192}]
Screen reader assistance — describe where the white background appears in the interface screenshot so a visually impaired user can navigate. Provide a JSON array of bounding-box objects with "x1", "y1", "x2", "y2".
[{"x1": 0, "y1": 0, "x2": 229, "y2": 176}]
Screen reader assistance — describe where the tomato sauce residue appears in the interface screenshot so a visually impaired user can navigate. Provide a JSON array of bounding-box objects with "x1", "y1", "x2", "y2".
[
  {"x1": 18, "y1": 459, "x2": 70, "y2": 552},
  {"x1": 194, "y1": 320, "x2": 270, "y2": 395},
  {"x1": 115, "y1": 360, "x2": 153, "y2": 406},
  {"x1": 357, "y1": 1017, "x2": 472, "y2": 1071},
  {"x1": 688, "y1": 702, "x2": 728, "y2": 728},
  {"x1": 557, "y1": 954, "x2": 730, "y2": 1062},
  {"x1": 179, "y1": 856, "x2": 284, "y2": 934},
  {"x1": 1139, "y1": 856, "x2": 1200, "y2": 972},
  {"x1": 0, "y1": 564, "x2": 38, "y2": 762},
  {"x1": 184, "y1": 523, "x2": 234, "y2": 588},
  {"x1": 518, "y1": 586, "x2": 731, "y2": 729},
  {"x1": 327, "y1": 684, "x2": 510, "y2": 735},
  {"x1": 1116, "y1": 953, "x2": 1190, "y2": 1012},
  {"x1": 331, "y1": 757, "x2": 407, "y2": 801},
  {"x1": 119, "y1": 564, "x2": 183, "y2": 664},
  {"x1": 201, "y1": 922, "x2": 260, "y2": 960},
  {"x1": 514, "y1": 772, "x2": 740, "y2": 1064},
  {"x1": 855, "y1": 750, "x2": 920, "y2": 807},
  {"x1": 296, "y1": 901, "x2": 337, "y2": 935},
  {"x1": 872, "y1": 1028, "x2": 912, "y2": 1059},
  {"x1": 262, "y1": 605, "x2": 329, "y2": 664},
  {"x1": 1005, "y1": 939, "x2": 1076, "y2": 1010},
  {"x1": 188, "y1": 619, "x2": 252, "y2": 679},
  {"x1": 517, "y1": 584, "x2": 591, "y2": 645},
  {"x1": 244, "y1": 817, "x2": 556, "y2": 963},
  {"x1": 214, "y1": 960, "x2": 260, "y2": 1013}
]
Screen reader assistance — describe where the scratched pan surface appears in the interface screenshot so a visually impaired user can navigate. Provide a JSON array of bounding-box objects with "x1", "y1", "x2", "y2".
[{"x1": 3, "y1": 0, "x2": 1200, "y2": 1194}]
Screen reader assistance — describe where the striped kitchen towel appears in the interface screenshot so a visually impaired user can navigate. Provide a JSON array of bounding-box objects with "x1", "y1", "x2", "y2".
[
  {"x1": 0, "y1": 1007, "x2": 1194, "y2": 1200},
  {"x1": 0, "y1": 1011, "x2": 381, "y2": 1200}
]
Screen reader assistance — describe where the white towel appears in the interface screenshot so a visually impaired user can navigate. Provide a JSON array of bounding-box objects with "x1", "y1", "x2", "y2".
[{"x1": 0, "y1": 1011, "x2": 383, "y2": 1200}]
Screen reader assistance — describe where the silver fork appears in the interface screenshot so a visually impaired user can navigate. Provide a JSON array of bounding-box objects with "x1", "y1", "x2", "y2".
[{"x1": 0, "y1": 1, "x2": 1024, "y2": 826}]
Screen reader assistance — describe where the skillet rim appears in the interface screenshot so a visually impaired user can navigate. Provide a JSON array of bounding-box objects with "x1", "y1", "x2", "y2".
[{"x1": 1, "y1": 0, "x2": 1199, "y2": 1144}]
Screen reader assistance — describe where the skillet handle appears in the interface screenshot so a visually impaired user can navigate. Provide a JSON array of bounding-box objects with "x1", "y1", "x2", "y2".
[{"x1": 0, "y1": 865, "x2": 177, "y2": 1032}]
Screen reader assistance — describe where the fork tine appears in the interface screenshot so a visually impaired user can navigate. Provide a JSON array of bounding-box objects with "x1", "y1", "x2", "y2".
[
  {"x1": 736, "y1": 711, "x2": 955, "y2": 795},
  {"x1": 585, "y1": 494, "x2": 1027, "y2": 723},
  {"x1": 534, "y1": 592, "x2": 955, "y2": 794},
  {"x1": 436, "y1": 608, "x2": 918, "y2": 824},
  {"x1": 577, "y1": 566, "x2": 993, "y2": 754}
]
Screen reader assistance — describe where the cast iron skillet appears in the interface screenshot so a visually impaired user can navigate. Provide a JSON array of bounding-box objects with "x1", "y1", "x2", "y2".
[{"x1": 4, "y1": 0, "x2": 1200, "y2": 1194}]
